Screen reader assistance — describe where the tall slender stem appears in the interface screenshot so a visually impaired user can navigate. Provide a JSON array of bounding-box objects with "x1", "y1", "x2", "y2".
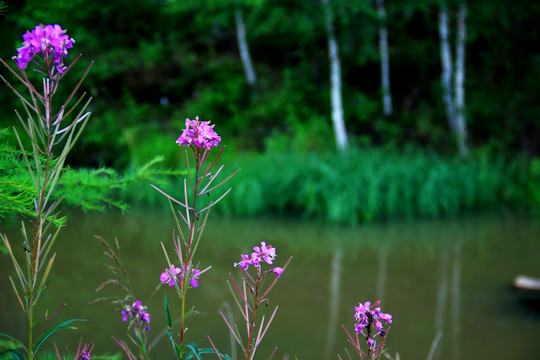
[
  {"x1": 30, "y1": 57, "x2": 59, "y2": 357},
  {"x1": 244, "y1": 268, "x2": 261, "y2": 360},
  {"x1": 179, "y1": 147, "x2": 201, "y2": 347},
  {"x1": 27, "y1": 70, "x2": 54, "y2": 360}
]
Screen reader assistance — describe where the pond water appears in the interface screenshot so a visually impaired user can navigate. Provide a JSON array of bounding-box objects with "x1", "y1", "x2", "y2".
[{"x1": 1, "y1": 209, "x2": 540, "y2": 359}]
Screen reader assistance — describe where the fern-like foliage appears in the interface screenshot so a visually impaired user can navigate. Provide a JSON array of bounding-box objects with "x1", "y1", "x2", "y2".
[
  {"x1": 0, "y1": 128, "x2": 36, "y2": 223},
  {"x1": 0, "y1": 128, "x2": 183, "y2": 226}
]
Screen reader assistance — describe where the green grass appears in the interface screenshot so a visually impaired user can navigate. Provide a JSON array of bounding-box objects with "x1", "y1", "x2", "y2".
[{"x1": 121, "y1": 147, "x2": 533, "y2": 225}]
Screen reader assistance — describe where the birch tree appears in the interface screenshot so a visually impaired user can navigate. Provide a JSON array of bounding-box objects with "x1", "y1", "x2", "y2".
[
  {"x1": 439, "y1": 5, "x2": 455, "y2": 134},
  {"x1": 322, "y1": 0, "x2": 348, "y2": 151},
  {"x1": 235, "y1": 8, "x2": 257, "y2": 86},
  {"x1": 453, "y1": 2, "x2": 468, "y2": 157},
  {"x1": 375, "y1": 0, "x2": 392, "y2": 116},
  {"x1": 439, "y1": 2, "x2": 468, "y2": 157}
]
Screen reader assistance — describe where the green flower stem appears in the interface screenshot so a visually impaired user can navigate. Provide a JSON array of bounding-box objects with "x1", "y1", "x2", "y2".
[
  {"x1": 244, "y1": 269, "x2": 262, "y2": 360},
  {"x1": 27, "y1": 67, "x2": 55, "y2": 360},
  {"x1": 179, "y1": 147, "x2": 201, "y2": 347}
]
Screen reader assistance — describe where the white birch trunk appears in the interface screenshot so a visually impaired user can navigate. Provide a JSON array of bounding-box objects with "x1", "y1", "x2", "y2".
[
  {"x1": 439, "y1": 5, "x2": 455, "y2": 133},
  {"x1": 453, "y1": 2, "x2": 468, "y2": 157},
  {"x1": 376, "y1": 0, "x2": 392, "y2": 116},
  {"x1": 235, "y1": 8, "x2": 256, "y2": 86},
  {"x1": 322, "y1": 0, "x2": 348, "y2": 151}
]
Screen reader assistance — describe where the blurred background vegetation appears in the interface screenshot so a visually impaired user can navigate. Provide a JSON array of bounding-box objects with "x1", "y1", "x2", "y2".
[{"x1": 1, "y1": 0, "x2": 540, "y2": 224}]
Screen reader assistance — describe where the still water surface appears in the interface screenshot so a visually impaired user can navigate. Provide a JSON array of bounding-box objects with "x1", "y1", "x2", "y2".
[{"x1": 1, "y1": 210, "x2": 540, "y2": 359}]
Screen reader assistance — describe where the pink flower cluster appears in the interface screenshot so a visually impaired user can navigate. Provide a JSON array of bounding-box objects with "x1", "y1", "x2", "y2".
[
  {"x1": 234, "y1": 241, "x2": 284, "y2": 278},
  {"x1": 14, "y1": 24, "x2": 75, "y2": 73},
  {"x1": 121, "y1": 300, "x2": 151, "y2": 333},
  {"x1": 354, "y1": 300, "x2": 392, "y2": 348},
  {"x1": 160, "y1": 264, "x2": 201, "y2": 288},
  {"x1": 176, "y1": 116, "x2": 221, "y2": 150}
]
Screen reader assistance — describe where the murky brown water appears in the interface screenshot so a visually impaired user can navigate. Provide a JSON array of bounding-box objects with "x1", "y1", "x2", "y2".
[{"x1": 1, "y1": 209, "x2": 539, "y2": 359}]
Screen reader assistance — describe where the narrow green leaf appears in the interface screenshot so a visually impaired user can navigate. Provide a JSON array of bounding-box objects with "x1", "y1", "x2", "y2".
[
  {"x1": 185, "y1": 346, "x2": 232, "y2": 360},
  {"x1": 0, "y1": 333, "x2": 27, "y2": 351},
  {"x1": 1, "y1": 234, "x2": 27, "y2": 288},
  {"x1": 0, "y1": 348, "x2": 26, "y2": 360},
  {"x1": 33, "y1": 318, "x2": 86, "y2": 354},
  {"x1": 182, "y1": 342, "x2": 202, "y2": 360},
  {"x1": 164, "y1": 293, "x2": 172, "y2": 327},
  {"x1": 133, "y1": 328, "x2": 148, "y2": 355},
  {"x1": 164, "y1": 293, "x2": 182, "y2": 359},
  {"x1": 38, "y1": 225, "x2": 62, "y2": 272},
  {"x1": 37, "y1": 253, "x2": 55, "y2": 294},
  {"x1": 8, "y1": 276, "x2": 25, "y2": 311}
]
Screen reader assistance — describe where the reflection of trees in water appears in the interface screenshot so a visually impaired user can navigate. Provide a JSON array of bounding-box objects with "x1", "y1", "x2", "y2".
[
  {"x1": 376, "y1": 244, "x2": 388, "y2": 302},
  {"x1": 324, "y1": 242, "x2": 389, "y2": 359},
  {"x1": 431, "y1": 239, "x2": 462, "y2": 360},
  {"x1": 325, "y1": 246, "x2": 343, "y2": 358},
  {"x1": 451, "y1": 239, "x2": 462, "y2": 360}
]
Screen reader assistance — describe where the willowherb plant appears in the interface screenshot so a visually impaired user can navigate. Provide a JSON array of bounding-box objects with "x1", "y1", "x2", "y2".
[
  {"x1": 93, "y1": 236, "x2": 156, "y2": 360},
  {"x1": 153, "y1": 116, "x2": 238, "y2": 359},
  {"x1": 0, "y1": 24, "x2": 92, "y2": 360},
  {"x1": 221, "y1": 242, "x2": 292, "y2": 360},
  {"x1": 116, "y1": 299, "x2": 152, "y2": 359},
  {"x1": 340, "y1": 300, "x2": 393, "y2": 360},
  {"x1": 53, "y1": 338, "x2": 94, "y2": 360}
]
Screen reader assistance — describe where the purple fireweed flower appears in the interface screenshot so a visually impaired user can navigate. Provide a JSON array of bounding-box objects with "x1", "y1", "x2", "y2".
[
  {"x1": 141, "y1": 311, "x2": 151, "y2": 323},
  {"x1": 131, "y1": 300, "x2": 143, "y2": 314},
  {"x1": 121, "y1": 309, "x2": 130, "y2": 322},
  {"x1": 176, "y1": 116, "x2": 221, "y2": 149},
  {"x1": 235, "y1": 242, "x2": 278, "y2": 270},
  {"x1": 188, "y1": 268, "x2": 202, "y2": 288},
  {"x1": 140, "y1": 310, "x2": 151, "y2": 333},
  {"x1": 366, "y1": 338, "x2": 375, "y2": 348},
  {"x1": 270, "y1": 267, "x2": 284, "y2": 278},
  {"x1": 14, "y1": 24, "x2": 74, "y2": 73},
  {"x1": 121, "y1": 300, "x2": 151, "y2": 333},
  {"x1": 234, "y1": 253, "x2": 257, "y2": 270},
  {"x1": 80, "y1": 352, "x2": 90, "y2": 360},
  {"x1": 160, "y1": 264, "x2": 182, "y2": 286},
  {"x1": 253, "y1": 241, "x2": 277, "y2": 265},
  {"x1": 353, "y1": 300, "x2": 392, "y2": 348},
  {"x1": 160, "y1": 264, "x2": 202, "y2": 288}
]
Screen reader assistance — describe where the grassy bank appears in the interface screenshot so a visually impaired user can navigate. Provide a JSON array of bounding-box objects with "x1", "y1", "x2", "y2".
[{"x1": 122, "y1": 147, "x2": 533, "y2": 225}]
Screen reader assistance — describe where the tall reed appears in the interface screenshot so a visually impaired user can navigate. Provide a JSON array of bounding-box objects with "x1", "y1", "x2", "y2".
[{"x1": 210, "y1": 148, "x2": 520, "y2": 224}]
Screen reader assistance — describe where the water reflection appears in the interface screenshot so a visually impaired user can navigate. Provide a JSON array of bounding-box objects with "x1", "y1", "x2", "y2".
[
  {"x1": 1, "y1": 211, "x2": 540, "y2": 359},
  {"x1": 432, "y1": 239, "x2": 463, "y2": 360},
  {"x1": 428, "y1": 239, "x2": 463, "y2": 360},
  {"x1": 451, "y1": 239, "x2": 462, "y2": 360},
  {"x1": 325, "y1": 246, "x2": 343, "y2": 358},
  {"x1": 434, "y1": 245, "x2": 449, "y2": 360},
  {"x1": 376, "y1": 244, "x2": 388, "y2": 302}
]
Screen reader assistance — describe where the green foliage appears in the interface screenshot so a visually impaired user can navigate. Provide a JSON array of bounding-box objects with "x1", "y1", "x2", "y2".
[
  {"x1": 0, "y1": 127, "x2": 181, "y2": 225},
  {"x1": 212, "y1": 147, "x2": 526, "y2": 224},
  {"x1": 181, "y1": 343, "x2": 232, "y2": 360},
  {"x1": 33, "y1": 320, "x2": 87, "y2": 356},
  {"x1": 1, "y1": 319, "x2": 89, "y2": 360},
  {"x1": 0, "y1": 128, "x2": 36, "y2": 223},
  {"x1": 0, "y1": 336, "x2": 25, "y2": 360},
  {"x1": 0, "y1": 0, "x2": 538, "y2": 158},
  {"x1": 164, "y1": 293, "x2": 182, "y2": 359},
  {"x1": 1, "y1": 0, "x2": 540, "y2": 219}
]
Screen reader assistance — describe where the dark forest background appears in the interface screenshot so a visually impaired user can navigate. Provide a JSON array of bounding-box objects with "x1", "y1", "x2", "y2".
[{"x1": 1, "y1": 0, "x2": 540, "y2": 223}]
